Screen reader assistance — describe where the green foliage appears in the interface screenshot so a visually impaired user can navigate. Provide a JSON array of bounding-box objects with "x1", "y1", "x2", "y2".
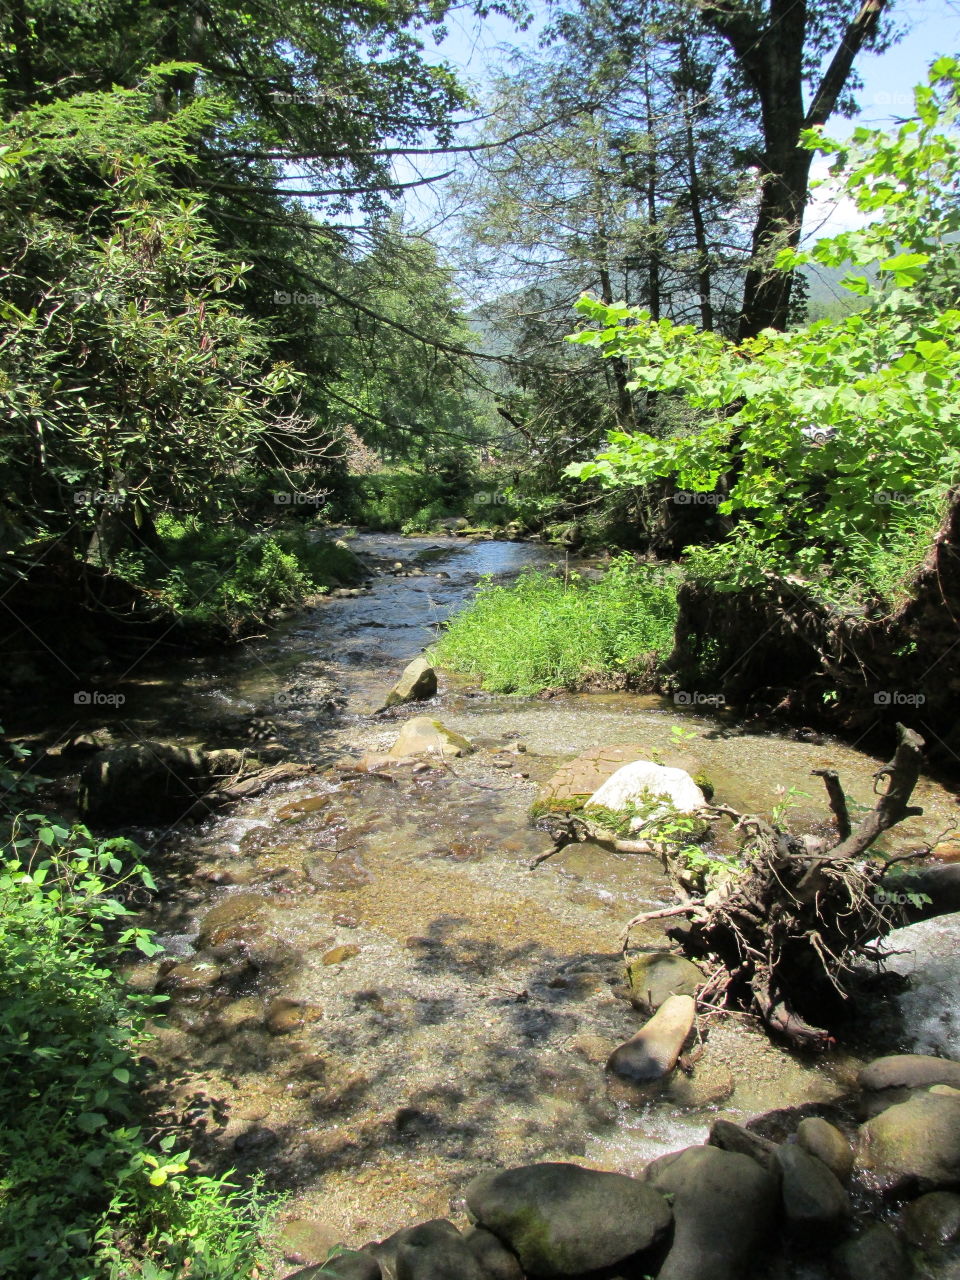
[
  {"x1": 433, "y1": 556, "x2": 678, "y2": 693},
  {"x1": 0, "y1": 82, "x2": 332, "y2": 573},
  {"x1": 0, "y1": 814, "x2": 276, "y2": 1279},
  {"x1": 112, "y1": 517, "x2": 364, "y2": 631},
  {"x1": 565, "y1": 60, "x2": 960, "y2": 600}
]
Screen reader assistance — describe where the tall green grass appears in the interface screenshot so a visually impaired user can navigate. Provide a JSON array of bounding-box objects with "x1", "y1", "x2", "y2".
[{"x1": 433, "y1": 556, "x2": 678, "y2": 694}]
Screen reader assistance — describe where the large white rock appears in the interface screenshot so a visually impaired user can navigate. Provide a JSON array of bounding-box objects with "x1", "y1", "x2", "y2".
[{"x1": 586, "y1": 761, "x2": 707, "y2": 830}]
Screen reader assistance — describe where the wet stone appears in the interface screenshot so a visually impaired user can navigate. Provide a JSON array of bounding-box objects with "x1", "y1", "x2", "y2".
[
  {"x1": 462, "y1": 1227, "x2": 524, "y2": 1280},
  {"x1": 606, "y1": 994, "x2": 695, "y2": 1083},
  {"x1": 855, "y1": 1092, "x2": 960, "y2": 1193},
  {"x1": 831, "y1": 1224, "x2": 911, "y2": 1280},
  {"x1": 859, "y1": 1053, "x2": 960, "y2": 1092},
  {"x1": 795, "y1": 1116, "x2": 854, "y2": 1182},
  {"x1": 625, "y1": 951, "x2": 704, "y2": 1011},
  {"x1": 323, "y1": 944, "x2": 361, "y2": 965},
  {"x1": 775, "y1": 1143, "x2": 850, "y2": 1233},
  {"x1": 901, "y1": 1190, "x2": 960, "y2": 1249},
  {"x1": 644, "y1": 1145, "x2": 779, "y2": 1280}
]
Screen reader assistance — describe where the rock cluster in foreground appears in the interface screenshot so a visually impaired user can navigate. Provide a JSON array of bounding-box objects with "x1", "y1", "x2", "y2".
[{"x1": 283, "y1": 1051, "x2": 960, "y2": 1280}]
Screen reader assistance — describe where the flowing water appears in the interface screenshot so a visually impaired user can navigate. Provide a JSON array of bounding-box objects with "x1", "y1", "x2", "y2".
[{"x1": 72, "y1": 534, "x2": 960, "y2": 1265}]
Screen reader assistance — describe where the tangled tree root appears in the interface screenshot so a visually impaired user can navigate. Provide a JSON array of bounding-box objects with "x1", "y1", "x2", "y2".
[{"x1": 622, "y1": 724, "x2": 930, "y2": 1050}]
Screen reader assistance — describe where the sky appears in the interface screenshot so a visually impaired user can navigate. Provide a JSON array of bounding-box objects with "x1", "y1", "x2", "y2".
[{"x1": 399, "y1": 0, "x2": 960, "y2": 247}]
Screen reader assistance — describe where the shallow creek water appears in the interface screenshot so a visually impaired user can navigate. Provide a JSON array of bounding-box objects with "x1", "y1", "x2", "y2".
[{"x1": 104, "y1": 535, "x2": 959, "y2": 1267}]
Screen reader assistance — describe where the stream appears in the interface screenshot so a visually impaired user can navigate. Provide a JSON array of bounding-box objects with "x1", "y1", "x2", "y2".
[{"x1": 56, "y1": 534, "x2": 960, "y2": 1271}]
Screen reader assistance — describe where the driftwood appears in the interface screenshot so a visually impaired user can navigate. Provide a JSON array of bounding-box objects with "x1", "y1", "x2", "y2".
[
  {"x1": 183, "y1": 760, "x2": 312, "y2": 819},
  {"x1": 624, "y1": 725, "x2": 938, "y2": 1050}
]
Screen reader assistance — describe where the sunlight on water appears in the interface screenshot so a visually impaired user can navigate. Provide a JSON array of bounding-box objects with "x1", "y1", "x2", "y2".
[{"x1": 887, "y1": 917, "x2": 960, "y2": 1055}]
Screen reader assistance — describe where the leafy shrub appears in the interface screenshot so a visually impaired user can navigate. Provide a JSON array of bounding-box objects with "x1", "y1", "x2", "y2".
[
  {"x1": 112, "y1": 518, "x2": 364, "y2": 630},
  {"x1": 0, "y1": 814, "x2": 276, "y2": 1279},
  {"x1": 433, "y1": 556, "x2": 678, "y2": 693}
]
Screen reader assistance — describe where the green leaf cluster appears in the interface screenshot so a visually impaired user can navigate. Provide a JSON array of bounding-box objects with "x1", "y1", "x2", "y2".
[{"x1": 565, "y1": 59, "x2": 960, "y2": 595}]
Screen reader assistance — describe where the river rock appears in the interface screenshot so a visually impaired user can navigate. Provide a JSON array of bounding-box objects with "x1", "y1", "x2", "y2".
[
  {"x1": 586, "y1": 761, "x2": 707, "y2": 828},
  {"x1": 195, "y1": 892, "x2": 272, "y2": 950},
  {"x1": 388, "y1": 717, "x2": 473, "y2": 760},
  {"x1": 265, "y1": 998, "x2": 322, "y2": 1035},
  {"x1": 626, "y1": 951, "x2": 703, "y2": 1010},
  {"x1": 643, "y1": 1145, "x2": 779, "y2": 1280},
  {"x1": 901, "y1": 1190, "x2": 960, "y2": 1249},
  {"x1": 156, "y1": 952, "x2": 223, "y2": 992},
  {"x1": 606, "y1": 993, "x2": 695, "y2": 1083},
  {"x1": 462, "y1": 1228, "x2": 524, "y2": 1280},
  {"x1": 287, "y1": 1249, "x2": 383, "y2": 1279},
  {"x1": 831, "y1": 1224, "x2": 910, "y2": 1280},
  {"x1": 322, "y1": 944, "x2": 360, "y2": 965},
  {"x1": 536, "y1": 744, "x2": 650, "y2": 811},
  {"x1": 278, "y1": 1219, "x2": 341, "y2": 1265},
  {"x1": 708, "y1": 1119, "x2": 779, "y2": 1170},
  {"x1": 859, "y1": 1053, "x2": 960, "y2": 1092},
  {"x1": 78, "y1": 741, "x2": 246, "y2": 824},
  {"x1": 775, "y1": 1143, "x2": 850, "y2": 1231},
  {"x1": 667, "y1": 1059, "x2": 736, "y2": 1109},
  {"x1": 854, "y1": 1092, "x2": 960, "y2": 1193},
  {"x1": 384, "y1": 656, "x2": 438, "y2": 709},
  {"x1": 392, "y1": 1219, "x2": 489, "y2": 1280},
  {"x1": 464, "y1": 1162, "x2": 671, "y2": 1276},
  {"x1": 796, "y1": 1116, "x2": 853, "y2": 1181}
]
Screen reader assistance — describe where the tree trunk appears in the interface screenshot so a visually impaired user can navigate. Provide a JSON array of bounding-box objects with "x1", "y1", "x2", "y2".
[{"x1": 701, "y1": 0, "x2": 889, "y2": 339}]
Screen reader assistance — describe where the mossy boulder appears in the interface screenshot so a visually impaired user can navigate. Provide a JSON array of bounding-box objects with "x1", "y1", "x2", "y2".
[
  {"x1": 626, "y1": 951, "x2": 704, "y2": 1011},
  {"x1": 465, "y1": 1162, "x2": 671, "y2": 1276},
  {"x1": 855, "y1": 1092, "x2": 960, "y2": 1193},
  {"x1": 388, "y1": 717, "x2": 473, "y2": 759}
]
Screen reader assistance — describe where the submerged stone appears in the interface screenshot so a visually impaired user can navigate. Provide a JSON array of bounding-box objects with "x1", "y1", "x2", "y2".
[{"x1": 625, "y1": 951, "x2": 703, "y2": 1010}]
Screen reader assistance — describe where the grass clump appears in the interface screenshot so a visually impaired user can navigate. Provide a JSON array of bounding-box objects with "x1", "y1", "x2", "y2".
[
  {"x1": 0, "y1": 803, "x2": 278, "y2": 1279},
  {"x1": 433, "y1": 556, "x2": 678, "y2": 694}
]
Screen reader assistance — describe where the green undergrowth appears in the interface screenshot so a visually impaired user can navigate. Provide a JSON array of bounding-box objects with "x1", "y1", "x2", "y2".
[
  {"x1": 0, "y1": 786, "x2": 279, "y2": 1279},
  {"x1": 111, "y1": 515, "x2": 365, "y2": 632},
  {"x1": 433, "y1": 556, "x2": 678, "y2": 694}
]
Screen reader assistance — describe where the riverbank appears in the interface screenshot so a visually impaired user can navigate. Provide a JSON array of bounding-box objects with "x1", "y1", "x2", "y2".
[{"x1": 6, "y1": 534, "x2": 958, "y2": 1279}]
